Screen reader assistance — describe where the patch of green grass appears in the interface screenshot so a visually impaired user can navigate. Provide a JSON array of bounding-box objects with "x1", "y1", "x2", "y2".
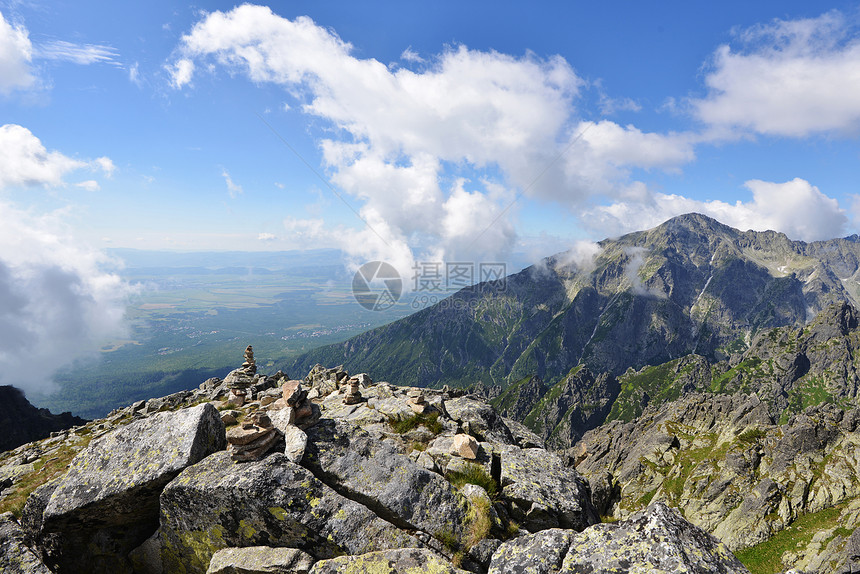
[
  {"x1": 710, "y1": 357, "x2": 763, "y2": 394},
  {"x1": 735, "y1": 506, "x2": 844, "y2": 574},
  {"x1": 434, "y1": 528, "x2": 460, "y2": 553},
  {"x1": 0, "y1": 436, "x2": 92, "y2": 517},
  {"x1": 738, "y1": 428, "x2": 767, "y2": 445},
  {"x1": 388, "y1": 411, "x2": 443, "y2": 435},
  {"x1": 448, "y1": 465, "x2": 500, "y2": 500}
]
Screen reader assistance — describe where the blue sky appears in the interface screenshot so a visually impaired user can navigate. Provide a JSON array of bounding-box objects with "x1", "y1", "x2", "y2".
[
  {"x1": 4, "y1": 1, "x2": 860, "y2": 393},
  {"x1": 4, "y1": 0, "x2": 860, "y2": 261}
]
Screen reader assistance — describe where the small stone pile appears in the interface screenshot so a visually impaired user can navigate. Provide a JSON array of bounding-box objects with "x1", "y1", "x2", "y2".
[
  {"x1": 241, "y1": 345, "x2": 256, "y2": 374},
  {"x1": 277, "y1": 379, "x2": 320, "y2": 429},
  {"x1": 407, "y1": 389, "x2": 428, "y2": 414},
  {"x1": 343, "y1": 378, "x2": 363, "y2": 405},
  {"x1": 226, "y1": 410, "x2": 278, "y2": 462},
  {"x1": 224, "y1": 345, "x2": 257, "y2": 406}
]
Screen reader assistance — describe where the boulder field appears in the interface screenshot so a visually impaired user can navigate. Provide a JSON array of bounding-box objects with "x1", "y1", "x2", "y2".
[{"x1": 1, "y1": 362, "x2": 754, "y2": 573}]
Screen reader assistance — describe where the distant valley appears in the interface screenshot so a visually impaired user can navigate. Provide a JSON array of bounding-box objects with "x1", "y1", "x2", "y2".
[{"x1": 31, "y1": 248, "x2": 414, "y2": 418}]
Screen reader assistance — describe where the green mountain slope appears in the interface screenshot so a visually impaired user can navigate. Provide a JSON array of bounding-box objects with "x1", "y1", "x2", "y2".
[{"x1": 292, "y1": 213, "x2": 860, "y2": 390}]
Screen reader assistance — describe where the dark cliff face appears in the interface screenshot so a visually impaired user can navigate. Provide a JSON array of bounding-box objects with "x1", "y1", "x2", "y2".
[
  {"x1": 0, "y1": 386, "x2": 87, "y2": 452},
  {"x1": 291, "y1": 213, "x2": 860, "y2": 390}
]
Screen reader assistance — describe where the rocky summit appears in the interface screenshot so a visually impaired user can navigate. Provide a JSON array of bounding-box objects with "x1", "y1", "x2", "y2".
[{"x1": 0, "y1": 358, "x2": 751, "y2": 574}]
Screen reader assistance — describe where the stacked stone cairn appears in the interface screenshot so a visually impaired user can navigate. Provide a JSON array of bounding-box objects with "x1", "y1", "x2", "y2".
[
  {"x1": 279, "y1": 379, "x2": 320, "y2": 429},
  {"x1": 342, "y1": 378, "x2": 363, "y2": 405},
  {"x1": 407, "y1": 389, "x2": 428, "y2": 414},
  {"x1": 226, "y1": 410, "x2": 278, "y2": 462},
  {"x1": 223, "y1": 345, "x2": 257, "y2": 407}
]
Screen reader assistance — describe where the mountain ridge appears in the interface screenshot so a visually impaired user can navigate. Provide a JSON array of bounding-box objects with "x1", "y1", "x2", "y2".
[{"x1": 292, "y1": 213, "x2": 860, "y2": 389}]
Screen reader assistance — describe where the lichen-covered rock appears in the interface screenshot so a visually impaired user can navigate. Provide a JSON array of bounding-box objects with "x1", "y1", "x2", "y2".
[
  {"x1": 444, "y1": 397, "x2": 513, "y2": 444},
  {"x1": 0, "y1": 512, "x2": 52, "y2": 573},
  {"x1": 33, "y1": 403, "x2": 225, "y2": 573},
  {"x1": 575, "y1": 392, "x2": 860, "y2": 553},
  {"x1": 159, "y1": 451, "x2": 422, "y2": 574},
  {"x1": 488, "y1": 528, "x2": 575, "y2": 573},
  {"x1": 489, "y1": 503, "x2": 749, "y2": 573},
  {"x1": 496, "y1": 443, "x2": 598, "y2": 531},
  {"x1": 206, "y1": 546, "x2": 314, "y2": 574},
  {"x1": 303, "y1": 419, "x2": 469, "y2": 538},
  {"x1": 309, "y1": 548, "x2": 469, "y2": 574}
]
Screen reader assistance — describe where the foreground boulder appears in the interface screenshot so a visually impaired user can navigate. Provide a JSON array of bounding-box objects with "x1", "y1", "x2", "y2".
[
  {"x1": 159, "y1": 452, "x2": 423, "y2": 574},
  {"x1": 206, "y1": 546, "x2": 314, "y2": 574},
  {"x1": 304, "y1": 418, "x2": 469, "y2": 537},
  {"x1": 309, "y1": 548, "x2": 470, "y2": 573},
  {"x1": 0, "y1": 511, "x2": 52, "y2": 573},
  {"x1": 489, "y1": 502, "x2": 750, "y2": 573},
  {"x1": 29, "y1": 403, "x2": 226, "y2": 573}
]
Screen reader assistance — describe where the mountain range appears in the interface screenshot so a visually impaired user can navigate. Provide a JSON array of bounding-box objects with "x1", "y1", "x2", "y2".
[{"x1": 293, "y1": 214, "x2": 860, "y2": 390}]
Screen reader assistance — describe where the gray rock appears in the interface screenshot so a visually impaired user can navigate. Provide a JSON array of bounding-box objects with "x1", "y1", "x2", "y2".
[
  {"x1": 488, "y1": 528, "x2": 575, "y2": 574},
  {"x1": 303, "y1": 419, "x2": 469, "y2": 538},
  {"x1": 206, "y1": 546, "x2": 314, "y2": 574},
  {"x1": 489, "y1": 503, "x2": 749, "y2": 573},
  {"x1": 159, "y1": 451, "x2": 422, "y2": 574},
  {"x1": 444, "y1": 397, "x2": 514, "y2": 444},
  {"x1": 129, "y1": 531, "x2": 163, "y2": 574},
  {"x1": 0, "y1": 512, "x2": 52, "y2": 573},
  {"x1": 36, "y1": 403, "x2": 225, "y2": 573},
  {"x1": 309, "y1": 548, "x2": 468, "y2": 573},
  {"x1": 497, "y1": 443, "x2": 598, "y2": 531},
  {"x1": 283, "y1": 425, "x2": 307, "y2": 464}
]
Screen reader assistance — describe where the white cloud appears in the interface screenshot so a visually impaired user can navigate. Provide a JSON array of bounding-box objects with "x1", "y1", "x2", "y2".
[
  {"x1": 170, "y1": 5, "x2": 699, "y2": 275},
  {"x1": 257, "y1": 232, "x2": 276, "y2": 241},
  {"x1": 694, "y1": 11, "x2": 860, "y2": 136},
  {"x1": 0, "y1": 202, "x2": 133, "y2": 395},
  {"x1": 75, "y1": 180, "x2": 100, "y2": 191},
  {"x1": 585, "y1": 177, "x2": 847, "y2": 242},
  {"x1": 557, "y1": 240, "x2": 602, "y2": 272},
  {"x1": 221, "y1": 168, "x2": 243, "y2": 198},
  {"x1": 129, "y1": 62, "x2": 141, "y2": 86},
  {"x1": 0, "y1": 11, "x2": 35, "y2": 94},
  {"x1": 35, "y1": 40, "x2": 118, "y2": 65},
  {"x1": 167, "y1": 58, "x2": 194, "y2": 88},
  {"x1": 400, "y1": 47, "x2": 423, "y2": 63},
  {"x1": 0, "y1": 124, "x2": 114, "y2": 188}
]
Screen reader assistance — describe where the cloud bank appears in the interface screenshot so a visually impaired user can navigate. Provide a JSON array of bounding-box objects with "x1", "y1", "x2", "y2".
[
  {"x1": 0, "y1": 125, "x2": 128, "y2": 396},
  {"x1": 168, "y1": 5, "x2": 699, "y2": 277},
  {"x1": 694, "y1": 11, "x2": 860, "y2": 137},
  {"x1": 585, "y1": 178, "x2": 847, "y2": 242}
]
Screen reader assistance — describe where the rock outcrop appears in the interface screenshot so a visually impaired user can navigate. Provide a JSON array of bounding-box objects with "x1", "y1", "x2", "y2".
[
  {"x1": 0, "y1": 386, "x2": 87, "y2": 452},
  {"x1": 0, "y1": 358, "x2": 753, "y2": 574},
  {"x1": 489, "y1": 502, "x2": 750, "y2": 573},
  {"x1": 574, "y1": 391, "x2": 860, "y2": 573},
  {"x1": 25, "y1": 402, "x2": 225, "y2": 573}
]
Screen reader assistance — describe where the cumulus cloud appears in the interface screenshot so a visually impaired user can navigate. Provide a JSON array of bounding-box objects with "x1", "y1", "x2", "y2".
[
  {"x1": 0, "y1": 11, "x2": 35, "y2": 94},
  {"x1": 584, "y1": 178, "x2": 847, "y2": 242},
  {"x1": 694, "y1": 11, "x2": 860, "y2": 137},
  {"x1": 169, "y1": 4, "x2": 697, "y2": 279},
  {"x1": 258, "y1": 232, "x2": 277, "y2": 241},
  {"x1": 0, "y1": 124, "x2": 113, "y2": 188},
  {"x1": 0, "y1": 202, "x2": 133, "y2": 395}
]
